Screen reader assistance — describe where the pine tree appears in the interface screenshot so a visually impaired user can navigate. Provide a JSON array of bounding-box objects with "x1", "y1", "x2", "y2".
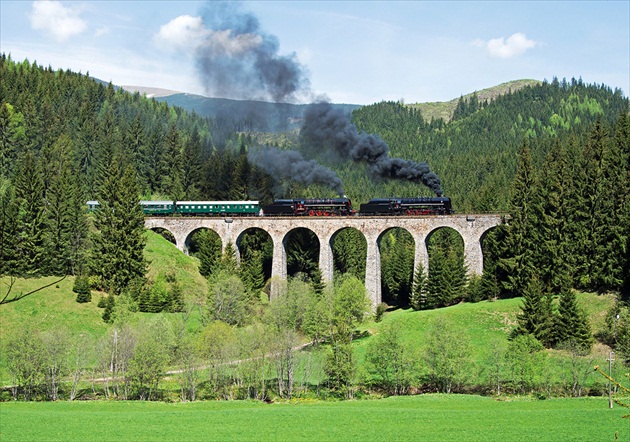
[
  {"x1": 533, "y1": 140, "x2": 574, "y2": 293},
  {"x1": 91, "y1": 159, "x2": 147, "y2": 295},
  {"x1": 73, "y1": 274, "x2": 92, "y2": 303},
  {"x1": 102, "y1": 294, "x2": 115, "y2": 323},
  {"x1": 512, "y1": 277, "x2": 555, "y2": 347},
  {"x1": 500, "y1": 140, "x2": 539, "y2": 297},
  {"x1": 410, "y1": 263, "x2": 427, "y2": 310},
  {"x1": 13, "y1": 152, "x2": 46, "y2": 276},
  {"x1": 194, "y1": 230, "x2": 222, "y2": 279},
  {"x1": 181, "y1": 126, "x2": 204, "y2": 199},
  {"x1": 554, "y1": 277, "x2": 593, "y2": 352},
  {"x1": 41, "y1": 134, "x2": 74, "y2": 275},
  {"x1": 594, "y1": 113, "x2": 629, "y2": 292},
  {"x1": 572, "y1": 119, "x2": 607, "y2": 290},
  {"x1": 0, "y1": 178, "x2": 19, "y2": 275}
]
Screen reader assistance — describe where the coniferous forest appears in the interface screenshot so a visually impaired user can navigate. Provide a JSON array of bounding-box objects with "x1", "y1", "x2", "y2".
[{"x1": 1, "y1": 54, "x2": 629, "y2": 402}]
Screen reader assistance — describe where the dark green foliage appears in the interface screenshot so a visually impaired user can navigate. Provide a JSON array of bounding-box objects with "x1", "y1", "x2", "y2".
[
  {"x1": 238, "y1": 229, "x2": 272, "y2": 293},
  {"x1": 286, "y1": 228, "x2": 318, "y2": 279},
  {"x1": 102, "y1": 295, "x2": 115, "y2": 323},
  {"x1": 380, "y1": 229, "x2": 414, "y2": 306},
  {"x1": 332, "y1": 228, "x2": 366, "y2": 282},
  {"x1": 13, "y1": 152, "x2": 46, "y2": 276},
  {"x1": 90, "y1": 160, "x2": 147, "y2": 295},
  {"x1": 410, "y1": 263, "x2": 427, "y2": 310},
  {"x1": 190, "y1": 229, "x2": 222, "y2": 279},
  {"x1": 499, "y1": 141, "x2": 538, "y2": 297},
  {"x1": 512, "y1": 277, "x2": 555, "y2": 347},
  {"x1": 554, "y1": 282, "x2": 593, "y2": 352},
  {"x1": 0, "y1": 177, "x2": 19, "y2": 274},
  {"x1": 424, "y1": 229, "x2": 467, "y2": 309},
  {"x1": 73, "y1": 275, "x2": 91, "y2": 303}
]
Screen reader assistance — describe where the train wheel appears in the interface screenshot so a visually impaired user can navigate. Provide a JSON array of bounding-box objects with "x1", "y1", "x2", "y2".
[{"x1": 308, "y1": 210, "x2": 315, "y2": 216}]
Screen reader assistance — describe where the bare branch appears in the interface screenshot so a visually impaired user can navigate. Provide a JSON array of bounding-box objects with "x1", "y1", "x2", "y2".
[{"x1": 1, "y1": 274, "x2": 67, "y2": 306}]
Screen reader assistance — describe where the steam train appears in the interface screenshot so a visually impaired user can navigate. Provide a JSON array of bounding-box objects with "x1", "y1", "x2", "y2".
[{"x1": 86, "y1": 196, "x2": 453, "y2": 217}]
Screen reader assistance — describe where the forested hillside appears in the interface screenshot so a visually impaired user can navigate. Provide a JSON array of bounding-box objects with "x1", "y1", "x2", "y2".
[
  {"x1": 1, "y1": 54, "x2": 629, "y2": 405},
  {"x1": 347, "y1": 79, "x2": 628, "y2": 211}
]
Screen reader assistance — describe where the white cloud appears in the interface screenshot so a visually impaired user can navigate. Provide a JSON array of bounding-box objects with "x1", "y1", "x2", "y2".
[
  {"x1": 29, "y1": 0, "x2": 88, "y2": 43},
  {"x1": 474, "y1": 32, "x2": 538, "y2": 58},
  {"x1": 154, "y1": 15, "x2": 208, "y2": 52},
  {"x1": 154, "y1": 15, "x2": 263, "y2": 57},
  {"x1": 94, "y1": 26, "x2": 110, "y2": 38}
]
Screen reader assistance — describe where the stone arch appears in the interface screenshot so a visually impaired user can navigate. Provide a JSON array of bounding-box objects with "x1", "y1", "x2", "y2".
[
  {"x1": 284, "y1": 227, "x2": 321, "y2": 280},
  {"x1": 185, "y1": 227, "x2": 223, "y2": 262},
  {"x1": 479, "y1": 225, "x2": 502, "y2": 273},
  {"x1": 425, "y1": 225, "x2": 465, "y2": 271},
  {"x1": 377, "y1": 226, "x2": 416, "y2": 307},
  {"x1": 148, "y1": 227, "x2": 176, "y2": 246},
  {"x1": 330, "y1": 227, "x2": 367, "y2": 283},
  {"x1": 235, "y1": 227, "x2": 274, "y2": 284}
]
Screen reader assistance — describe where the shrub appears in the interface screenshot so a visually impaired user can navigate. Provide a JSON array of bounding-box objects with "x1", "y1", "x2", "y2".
[{"x1": 73, "y1": 275, "x2": 92, "y2": 303}]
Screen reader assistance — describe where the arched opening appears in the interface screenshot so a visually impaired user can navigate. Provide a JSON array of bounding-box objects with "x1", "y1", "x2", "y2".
[
  {"x1": 236, "y1": 228, "x2": 273, "y2": 293},
  {"x1": 379, "y1": 227, "x2": 415, "y2": 308},
  {"x1": 423, "y1": 227, "x2": 466, "y2": 309},
  {"x1": 285, "y1": 228, "x2": 320, "y2": 281},
  {"x1": 476, "y1": 225, "x2": 508, "y2": 301},
  {"x1": 149, "y1": 227, "x2": 176, "y2": 245},
  {"x1": 186, "y1": 228, "x2": 222, "y2": 279},
  {"x1": 331, "y1": 227, "x2": 367, "y2": 283}
]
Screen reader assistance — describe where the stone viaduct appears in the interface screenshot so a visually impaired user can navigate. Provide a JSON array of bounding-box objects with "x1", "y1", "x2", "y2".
[{"x1": 144, "y1": 215, "x2": 503, "y2": 307}]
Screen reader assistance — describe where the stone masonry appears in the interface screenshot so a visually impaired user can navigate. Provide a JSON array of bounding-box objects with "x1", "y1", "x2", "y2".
[{"x1": 145, "y1": 215, "x2": 504, "y2": 308}]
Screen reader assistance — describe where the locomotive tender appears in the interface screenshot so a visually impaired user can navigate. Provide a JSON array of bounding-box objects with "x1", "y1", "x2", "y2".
[{"x1": 87, "y1": 196, "x2": 452, "y2": 217}]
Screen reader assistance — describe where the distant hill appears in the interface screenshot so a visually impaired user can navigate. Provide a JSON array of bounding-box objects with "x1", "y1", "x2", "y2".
[
  {"x1": 121, "y1": 86, "x2": 361, "y2": 132},
  {"x1": 122, "y1": 80, "x2": 542, "y2": 130},
  {"x1": 409, "y1": 80, "x2": 542, "y2": 122}
]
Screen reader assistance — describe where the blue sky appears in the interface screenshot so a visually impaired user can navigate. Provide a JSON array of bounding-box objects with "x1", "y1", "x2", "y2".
[{"x1": 1, "y1": 1, "x2": 628, "y2": 105}]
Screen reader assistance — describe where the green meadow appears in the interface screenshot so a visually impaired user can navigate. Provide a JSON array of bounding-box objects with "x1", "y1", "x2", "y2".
[{"x1": 1, "y1": 395, "x2": 627, "y2": 441}]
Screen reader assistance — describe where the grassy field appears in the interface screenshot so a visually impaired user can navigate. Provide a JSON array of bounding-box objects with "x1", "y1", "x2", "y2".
[{"x1": 1, "y1": 395, "x2": 626, "y2": 441}]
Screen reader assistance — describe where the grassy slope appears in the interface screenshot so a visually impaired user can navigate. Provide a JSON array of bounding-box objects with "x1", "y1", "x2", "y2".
[
  {"x1": 356, "y1": 293, "x2": 617, "y2": 386},
  {"x1": 0, "y1": 231, "x2": 208, "y2": 381},
  {"x1": 410, "y1": 79, "x2": 542, "y2": 122}
]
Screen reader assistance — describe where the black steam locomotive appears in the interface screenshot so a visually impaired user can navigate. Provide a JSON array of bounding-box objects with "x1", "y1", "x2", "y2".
[
  {"x1": 359, "y1": 197, "x2": 454, "y2": 216},
  {"x1": 263, "y1": 198, "x2": 356, "y2": 216}
]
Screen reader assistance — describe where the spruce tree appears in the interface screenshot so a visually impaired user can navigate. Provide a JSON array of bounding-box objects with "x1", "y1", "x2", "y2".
[
  {"x1": 195, "y1": 230, "x2": 222, "y2": 279},
  {"x1": 13, "y1": 152, "x2": 46, "y2": 276},
  {"x1": 534, "y1": 140, "x2": 574, "y2": 293},
  {"x1": 41, "y1": 134, "x2": 74, "y2": 275},
  {"x1": 554, "y1": 278, "x2": 593, "y2": 352},
  {"x1": 512, "y1": 277, "x2": 555, "y2": 347},
  {"x1": 0, "y1": 178, "x2": 19, "y2": 275},
  {"x1": 500, "y1": 140, "x2": 538, "y2": 297},
  {"x1": 73, "y1": 274, "x2": 92, "y2": 303},
  {"x1": 410, "y1": 263, "x2": 428, "y2": 310},
  {"x1": 91, "y1": 159, "x2": 147, "y2": 295}
]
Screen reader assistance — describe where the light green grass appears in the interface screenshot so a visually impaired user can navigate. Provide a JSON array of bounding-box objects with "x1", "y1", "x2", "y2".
[{"x1": 1, "y1": 395, "x2": 626, "y2": 441}]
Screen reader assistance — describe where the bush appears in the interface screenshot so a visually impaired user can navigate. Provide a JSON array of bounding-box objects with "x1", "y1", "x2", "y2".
[
  {"x1": 375, "y1": 302, "x2": 388, "y2": 323},
  {"x1": 73, "y1": 275, "x2": 92, "y2": 303}
]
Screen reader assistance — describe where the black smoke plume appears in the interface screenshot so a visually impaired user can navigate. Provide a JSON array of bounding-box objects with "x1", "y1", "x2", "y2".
[
  {"x1": 300, "y1": 102, "x2": 443, "y2": 196},
  {"x1": 248, "y1": 147, "x2": 344, "y2": 196},
  {"x1": 196, "y1": 1, "x2": 310, "y2": 103}
]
